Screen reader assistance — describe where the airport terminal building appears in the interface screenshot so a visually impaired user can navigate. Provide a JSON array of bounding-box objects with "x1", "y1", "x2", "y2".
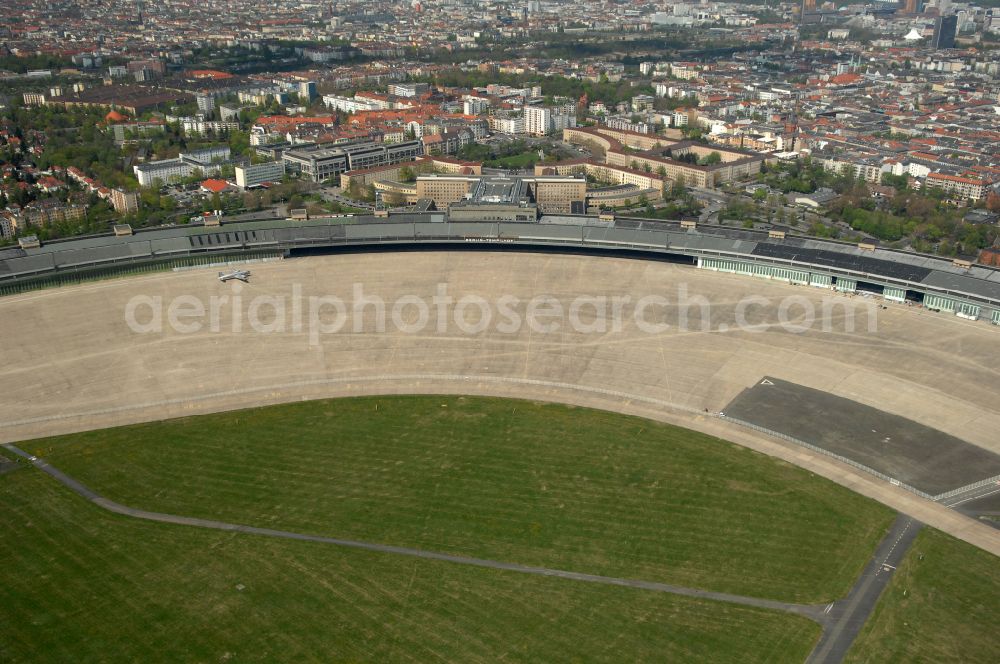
[
  {"x1": 414, "y1": 174, "x2": 587, "y2": 219},
  {"x1": 2, "y1": 212, "x2": 999, "y2": 327}
]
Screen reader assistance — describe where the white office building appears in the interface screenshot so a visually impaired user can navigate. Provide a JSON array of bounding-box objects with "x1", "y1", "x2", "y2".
[
  {"x1": 133, "y1": 146, "x2": 231, "y2": 187},
  {"x1": 235, "y1": 161, "x2": 285, "y2": 189},
  {"x1": 134, "y1": 159, "x2": 194, "y2": 187}
]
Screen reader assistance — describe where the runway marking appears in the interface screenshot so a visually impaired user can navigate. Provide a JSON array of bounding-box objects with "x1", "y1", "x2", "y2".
[
  {"x1": 877, "y1": 519, "x2": 913, "y2": 575},
  {"x1": 807, "y1": 515, "x2": 922, "y2": 664},
  {"x1": 944, "y1": 485, "x2": 1000, "y2": 508}
]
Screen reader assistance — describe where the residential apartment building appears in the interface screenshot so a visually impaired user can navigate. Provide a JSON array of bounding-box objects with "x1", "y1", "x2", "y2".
[
  {"x1": 182, "y1": 119, "x2": 240, "y2": 135},
  {"x1": 670, "y1": 63, "x2": 700, "y2": 80},
  {"x1": 15, "y1": 199, "x2": 87, "y2": 227},
  {"x1": 926, "y1": 173, "x2": 988, "y2": 201},
  {"x1": 672, "y1": 108, "x2": 698, "y2": 128},
  {"x1": 605, "y1": 118, "x2": 652, "y2": 134},
  {"x1": 632, "y1": 95, "x2": 655, "y2": 112},
  {"x1": 463, "y1": 97, "x2": 489, "y2": 116},
  {"x1": 524, "y1": 106, "x2": 551, "y2": 137},
  {"x1": 22, "y1": 92, "x2": 46, "y2": 106},
  {"x1": 110, "y1": 188, "x2": 140, "y2": 214},
  {"x1": 524, "y1": 104, "x2": 577, "y2": 136},
  {"x1": 0, "y1": 212, "x2": 16, "y2": 238},
  {"x1": 196, "y1": 94, "x2": 215, "y2": 113},
  {"x1": 111, "y1": 120, "x2": 166, "y2": 144},
  {"x1": 489, "y1": 115, "x2": 525, "y2": 135},
  {"x1": 322, "y1": 94, "x2": 383, "y2": 114}
]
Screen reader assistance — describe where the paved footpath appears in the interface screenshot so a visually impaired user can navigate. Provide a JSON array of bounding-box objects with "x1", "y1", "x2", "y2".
[{"x1": 3, "y1": 442, "x2": 923, "y2": 662}]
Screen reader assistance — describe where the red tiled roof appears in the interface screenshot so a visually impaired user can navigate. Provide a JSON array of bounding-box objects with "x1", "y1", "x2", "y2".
[
  {"x1": 189, "y1": 69, "x2": 234, "y2": 80},
  {"x1": 200, "y1": 179, "x2": 230, "y2": 193},
  {"x1": 927, "y1": 173, "x2": 985, "y2": 186}
]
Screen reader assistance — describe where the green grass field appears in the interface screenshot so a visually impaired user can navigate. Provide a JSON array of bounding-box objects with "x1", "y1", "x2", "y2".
[
  {"x1": 20, "y1": 395, "x2": 893, "y2": 603},
  {"x1": 845, "y1": 528, "x2": 1000, "y2": 663},
  {"x1": 0, "y1": 468, "x2": 822, "y2": 663}
]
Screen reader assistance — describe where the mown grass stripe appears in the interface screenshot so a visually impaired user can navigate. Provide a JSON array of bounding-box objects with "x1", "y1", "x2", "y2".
[{"x1": 23, "y1": 395, "x2": 892, "y2": 603}]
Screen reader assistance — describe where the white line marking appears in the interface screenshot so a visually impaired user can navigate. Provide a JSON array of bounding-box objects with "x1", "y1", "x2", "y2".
[
  {"x1": 945, "y1": 486, "x2": 1000, "y2": 508},
  {"x1": 881, "y1": 520, "x2": 912, "y2": 568}
]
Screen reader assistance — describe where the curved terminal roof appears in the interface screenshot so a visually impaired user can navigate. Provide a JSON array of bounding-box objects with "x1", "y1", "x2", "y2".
[{"x1": 2, "y1": 214, "x2": 1000, "y2": 307}]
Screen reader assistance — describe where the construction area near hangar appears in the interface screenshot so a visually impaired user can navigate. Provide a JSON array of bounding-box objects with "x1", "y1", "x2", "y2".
[{"x1": 723, "y1": 377, "x2": 1000, "y2": 498}]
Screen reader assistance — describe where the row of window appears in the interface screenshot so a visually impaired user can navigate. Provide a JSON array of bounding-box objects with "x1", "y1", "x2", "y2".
[
  {"x1": 700, "y1": 258, "x2": 809, "y2": 284},
  {"x1": 702, "y1": 261, "x2": 998, "y2": 325}
]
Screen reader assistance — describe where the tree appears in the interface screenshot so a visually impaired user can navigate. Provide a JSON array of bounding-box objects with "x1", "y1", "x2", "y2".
[
  {"x1": 384, "y1": 192, "x2": 406, "y2": 207},
  {"x1": 880, "y1": 172, "x2": 908, "y2": 191},
  {"x1": 699, "y1": 151, "x2": 722, "y2": 166},
  {"x1": 671, "y1": 174, "x2": 687, "y2": 199},
  {"x1": 228, "y1": 131, "x2": 251, "y2": 157},
  {"x1": 986, "y1": 192, "x2": 1000, "y2": 213},
  {"x1": 347, "y1": 180, "x2": 366, "y2": 201},
  {"x1": 243, "y1": 192, "x2": 262, "y2": 211}
]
